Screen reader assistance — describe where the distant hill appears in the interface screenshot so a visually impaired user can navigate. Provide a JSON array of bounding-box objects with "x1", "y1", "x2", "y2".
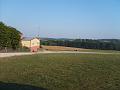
[
  {"x1": 41, "y1": 38, "x2": 120, "y2": 42},
  {"x1": 40, "y1": 38, "x2": 120, "y2": 51},
  {"x1": 40, "y1": 37, "x2": 74, "y2": 41}
]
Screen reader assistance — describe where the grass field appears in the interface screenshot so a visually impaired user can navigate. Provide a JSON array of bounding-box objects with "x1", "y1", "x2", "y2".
[{"x1": 0, "y1": 53, "x2": 120, "y2": 90}]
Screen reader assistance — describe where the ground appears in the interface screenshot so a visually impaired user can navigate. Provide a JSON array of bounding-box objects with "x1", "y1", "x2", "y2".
[
  {"x1": 42, "y1": 46, "x2": 120, "y2": 53},
  {"x1": 0, "y1": 53, "x2": 120, "y2": 90},
  {"x1": 42, "y1": 45, "x2": 87, "y2": 51},
  {"x1": 0, "y1": 46, "x2": 120, "y2": 57}
]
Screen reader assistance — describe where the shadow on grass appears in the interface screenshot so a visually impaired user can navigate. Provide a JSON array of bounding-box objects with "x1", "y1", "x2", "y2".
[{"x1": 0, "y1": 81, "x2": 47, "y2": 90}]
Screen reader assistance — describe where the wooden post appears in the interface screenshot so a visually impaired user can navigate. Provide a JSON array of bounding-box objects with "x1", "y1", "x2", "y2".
[{"x1": 5, "y1": 47, "x2": 7, "y2": 53}]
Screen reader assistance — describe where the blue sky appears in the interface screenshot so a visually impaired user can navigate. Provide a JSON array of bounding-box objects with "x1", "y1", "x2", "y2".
[{"x1": 0, "y1": 0, "x2": 120, "y2": 39}]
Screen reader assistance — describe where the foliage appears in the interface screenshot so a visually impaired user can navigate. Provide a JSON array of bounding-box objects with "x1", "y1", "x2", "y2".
[
  {"x1": 41, "y1": 39, "x2": 120, "y2": 51},
  {"x1": 0, "y1": 22, "x2": 21, "y2": 50}
]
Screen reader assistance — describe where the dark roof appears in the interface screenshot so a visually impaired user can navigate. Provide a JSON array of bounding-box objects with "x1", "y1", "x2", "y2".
[{"x1": 22, "y1": 37, "x2": 40, "y2": 41}]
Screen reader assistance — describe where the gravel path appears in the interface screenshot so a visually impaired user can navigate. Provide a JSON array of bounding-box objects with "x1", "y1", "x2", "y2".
[
  {"x1": 0, "y1": 52, "x2": 34, "y2": 58},
  {"x1": 0, "y1": 51, "x2": 120, "y2": 58}
]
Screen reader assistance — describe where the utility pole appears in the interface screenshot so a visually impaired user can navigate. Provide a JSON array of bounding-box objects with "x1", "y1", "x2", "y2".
[{"x1": 37, "y1": 26, "x2": 40, "y2": 38}]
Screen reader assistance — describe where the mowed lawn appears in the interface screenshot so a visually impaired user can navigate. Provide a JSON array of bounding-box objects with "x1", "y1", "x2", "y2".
[{"x1": 0, "y1": 53, "x2": 120, "y2": 90}]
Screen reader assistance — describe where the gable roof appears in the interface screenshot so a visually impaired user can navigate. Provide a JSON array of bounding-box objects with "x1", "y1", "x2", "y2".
[{"x1": 22, "y1": 37, "x2": 40, "y2": 41}]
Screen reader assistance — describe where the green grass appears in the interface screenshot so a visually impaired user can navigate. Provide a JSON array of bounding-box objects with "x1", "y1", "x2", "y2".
[
  {"x1": 0, "y1": 53, "x2": 120, "y2": 90},
  {"x1": 80, "y1": 49, "x2": 120, "y2": 53}
]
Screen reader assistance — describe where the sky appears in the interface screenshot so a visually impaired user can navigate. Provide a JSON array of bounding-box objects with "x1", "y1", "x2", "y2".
[{"x1": 0, "y1": 0, "x2": 120, "y2": 39}]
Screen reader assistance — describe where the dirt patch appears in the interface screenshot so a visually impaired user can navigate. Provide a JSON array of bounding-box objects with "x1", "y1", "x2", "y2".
[
  {"x1": 42, "y1": 45, "x2": 89, "y2": 51},
  {"x1": 0, "y1": 53, "x2": 34, "y2": 58}
]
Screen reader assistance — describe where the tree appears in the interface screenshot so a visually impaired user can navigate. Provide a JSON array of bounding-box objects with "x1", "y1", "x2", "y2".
[{"x1": 0, "y1": 22, "x2": 21, "y2": 51}]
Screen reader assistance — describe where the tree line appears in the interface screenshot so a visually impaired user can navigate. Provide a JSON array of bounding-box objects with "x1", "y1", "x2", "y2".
[
  {"x1": 0, "y1": 22, "x2": 21, "y2": 51},
  {"x1": 41, "y1": 39, "x2": 120, "y2": 51}
]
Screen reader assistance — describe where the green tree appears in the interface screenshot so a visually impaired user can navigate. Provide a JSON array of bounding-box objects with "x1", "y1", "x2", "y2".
[{"x1": 0, "y1": 22, "x2": 21, "y2": 51}]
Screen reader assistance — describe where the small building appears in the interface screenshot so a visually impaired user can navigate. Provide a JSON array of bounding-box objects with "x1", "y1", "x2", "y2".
[{"x1": 21, "y1": 37, "x2": 40, "y2": 52}]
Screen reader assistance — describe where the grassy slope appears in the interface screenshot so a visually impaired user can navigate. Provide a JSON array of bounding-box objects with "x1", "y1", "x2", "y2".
[{"x1": 0, "y1": 54, "x2": 120, "y2": 90}]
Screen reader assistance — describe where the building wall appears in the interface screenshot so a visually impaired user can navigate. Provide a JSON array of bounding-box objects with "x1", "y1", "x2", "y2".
[
  {"x1": 30, "y1": 38, "x2": 40, "y2": 52},
  {"x1": 30, "y1": 46, "x2": 40, "y2": 52},
  {"x1": 31, "y1": 38, "x2": 40, "y2": 47},
  {"x1": 21, "y1": 40, "x2": 31, "y2": 48},
  {"x1": 21, "y1": 38, "x2": 40, "y2": 52}
]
